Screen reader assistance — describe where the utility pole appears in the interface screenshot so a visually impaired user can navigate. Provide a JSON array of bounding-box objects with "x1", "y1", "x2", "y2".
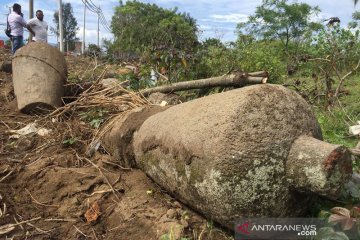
[
  {"x1": 29, "y1": 0, "x2": 34, "y2": 41},
  {"x1": 58, "y1": 0, "x2": 64, "y2": 52},
  {"x1": 97, "y1": 8, "x2": 100, "y2": 47},
  {"x1": 82, "y1": 3, "x2": 86, "y2": 54}
]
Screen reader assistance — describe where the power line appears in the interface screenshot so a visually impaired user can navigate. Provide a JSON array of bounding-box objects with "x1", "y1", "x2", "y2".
[{"x1": 81, "y1": 0, "x2": 111, "y2": 32}]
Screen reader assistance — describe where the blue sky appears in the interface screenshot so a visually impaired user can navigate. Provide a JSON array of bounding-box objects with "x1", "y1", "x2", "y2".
[{"x1": 0, "y1": 0, "x2": 359, "y2": 45}]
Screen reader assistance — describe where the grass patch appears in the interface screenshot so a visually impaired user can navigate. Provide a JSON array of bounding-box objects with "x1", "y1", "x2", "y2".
[
  {"x1": 315, "y1": 108, "x2": 358, "y2": 148},
  {"x1": 313, "y1": 74, "x2": 360, "y2": 148}
]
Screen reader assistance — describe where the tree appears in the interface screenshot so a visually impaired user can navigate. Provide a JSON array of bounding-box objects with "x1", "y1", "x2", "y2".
[
  {"x1": 235, "y1": 0, "x2": 323, "y2": 77},
  {"x1": 109, "y1": 1, "x2": 199, "y2": 83},
  {"x1": 110, "y1": 0, "x2": 199, "y2": 54},
  {"x1": 236, "y1": 0, "x2": 322, "y2": 50},
  {"x1": 51, "y1": 3, "x2": 79, "y2": 51},
  {"x1": 87, "y1": 44, "x2": 101, "y2": 57},
  {"x1": 309, "y1": 13, "x2": 360, "y2": 107}
]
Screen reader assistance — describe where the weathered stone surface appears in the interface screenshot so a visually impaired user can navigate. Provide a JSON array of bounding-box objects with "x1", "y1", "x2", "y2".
[
  {"x1": 349, "y1": 125, "x2": 360, "y2": 136},
  {"x1": 286, "y1": 135, "x2": 352, "y2": 198},
  {"x1": 102, "y1": 84, "x2": 352, "y2": 230},
  {"x1": 130, "y1": 84, "x2": 351, "y2": 229},
  {"x1": 12, "y1": 42, "x2": 67, "y2": 113},
  {"x1": 102, "y1": 106, "x2": 169, "y2": 168}
]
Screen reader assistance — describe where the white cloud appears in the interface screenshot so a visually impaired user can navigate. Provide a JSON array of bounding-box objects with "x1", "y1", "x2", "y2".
[
  {"x1": 309, "y1": 12, "x2": 333, "y2": 23},
  {"x1": 209, "y1": 13, "x2": 249, "y2": 23},
  {"x1": 77, "y1": 26, "x2": 113, "y2": 46}
]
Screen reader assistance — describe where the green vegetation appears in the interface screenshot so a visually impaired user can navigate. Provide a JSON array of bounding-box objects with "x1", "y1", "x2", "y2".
[
  {"x1": 105, "y1": 0, "x2": 360, "y2": 151},
  {"x1": 87, "y1": 44, "x2": 102, "y2": 57},
  {"x1": 51, "y1": 2, "x2": 79, "y2": 51},
  {"x1": 110, "y1": 1, "x2": 198, "y2": 54},
  {"x1": 78, "y1": 108, "x2": 109, "y2": 129}
]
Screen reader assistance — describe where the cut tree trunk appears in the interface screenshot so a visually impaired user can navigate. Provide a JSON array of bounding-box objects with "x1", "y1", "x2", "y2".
[{"x1": 140, "y1": 71, "x2": 268, "y2": 96}]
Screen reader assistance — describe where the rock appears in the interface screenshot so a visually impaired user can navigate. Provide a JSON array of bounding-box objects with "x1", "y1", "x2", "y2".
[
  {"x1": 180, "y1": 218, "x2": 189, "y2": 228},
  {"x1": 286, "y1": 135, "x2": 351, "y2": 197},
  {"x1": 16, "y1": 136, "x2": 35, "y2": 152},
  {"x1": 147, "y1": 92, "x2": 184, "y2": 105},
  {"x1": 166, "y1": 209, "x2": 178, "y2": 219},
  {"x1": 172, "y1": 201, "x2": 182, "y2": 209},
  {"x1": 156, "y1": 222, "x2": 184, "y2": 240},
  {"x1": 159, "y1": 214, "x2": 170, "y2": 223},
  {"x1": 103, "y1": 70, "x2": 117, "y2": 78},
  {"x1": 12, "y1": 42, "x2": 67, "y2": 113},
  {"x1": 103, "y1": 84, "x2": 352, "y2": 230},
  {"x1": 117, "y1": 67, "x2": 132, "y2": 75},
  {"x1": 349, "y1": 125, "x2": 360, "y2": 136},
  {"x1": 102, "y1": 106, "x2": 169, "y2": 168},
  {"x1": 100, "y1": 78, "x2": 128, "y2": 89}
]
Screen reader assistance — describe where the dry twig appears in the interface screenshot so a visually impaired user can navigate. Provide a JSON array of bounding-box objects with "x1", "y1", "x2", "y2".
[
  {"x1": 81, "y1": 156, "x2": 121, "y2": 201},
  {"x1": 25, "y1": 189, "x2": 59, "y2": 207},
  {"x1": 103, "y1": 160, "x2": 132, "y2": 171},
  {"x1": 0, "y1": 217, "x2": 41, "y2": 236},
  {"x1": 0, "y1": 170, "x2": 14, "y2": 183},
  {"x1": 73, "y1": 225, "x2": 87, "y2": 237},
  {"x1": 44, "y1": 218, "x2": 77, "y2": 222}
]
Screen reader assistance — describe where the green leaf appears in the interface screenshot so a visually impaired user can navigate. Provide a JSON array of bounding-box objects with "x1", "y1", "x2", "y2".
[{"x1": 315, "y1": 227, "x2": 349, "y2": 240}]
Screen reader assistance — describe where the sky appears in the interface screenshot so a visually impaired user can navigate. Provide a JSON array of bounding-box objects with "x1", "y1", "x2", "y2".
[{"x1": 0, "y1": 0, "x2": 359, "y2": 46}]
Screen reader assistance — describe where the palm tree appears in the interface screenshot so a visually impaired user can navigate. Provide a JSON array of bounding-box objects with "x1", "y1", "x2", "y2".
[{"x1": 355, "y1": 0, "x2": 358, "y2": 5}]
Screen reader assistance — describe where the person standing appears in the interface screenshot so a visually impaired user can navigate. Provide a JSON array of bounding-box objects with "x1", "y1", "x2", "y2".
[
  {"x1": 27, "y1": 10, "x2": 48, "y2": 43},
  {"x1": 8, "y1": 3, "x2": 35, "y2": 54}
]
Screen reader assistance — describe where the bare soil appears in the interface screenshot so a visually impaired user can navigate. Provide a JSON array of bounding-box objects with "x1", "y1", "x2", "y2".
[{"x1": 0, "y1": 48, "x2": 231, "y2": 240}]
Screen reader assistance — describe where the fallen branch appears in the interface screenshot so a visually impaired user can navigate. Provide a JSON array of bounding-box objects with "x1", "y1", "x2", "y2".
[
  {"x1": 0, "y1": 203, "x2": 6, "y2": 218},
  {"x1": 92, "y1": 227, "x2": 99, "y2": 240},
  {"x1": 44, "y1": 218, "x2": 77, "y2": 222},
  {"x1": 0, "y1": 217, "x2": 41, "y2": 236},
  {"x1": 73, "y1": 225, "x2": 87, "y2": 237},
  {"x1": 0, "y1": 170, "x2": 14, "y2": 183},
  {"x1": 13, "y1": 216, "x2": 23, "y2": 230},
  {"x1": 140, "y1": 71, "x2": 268, "y2": 96},
  {"x1": 334, "y1": 59, "x2": 360, "y2": 98},
  {"x1": 103, "y1": 160, "x2": 132, "y2": 171},
  {"x1": 83, "y1": 189, "x2": 113, "y2": 197},
  {"x1": 26, "y1": 223, "x2": 52, "y2": 235}
]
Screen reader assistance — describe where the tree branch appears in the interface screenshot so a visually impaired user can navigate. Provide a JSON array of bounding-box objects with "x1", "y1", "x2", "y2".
[
  {"x1": 140, "y1": 71, "x2": 268, "y2": 96},
  {"x1": 334, "y1": 59, "x2": 360, "y2": 98}
]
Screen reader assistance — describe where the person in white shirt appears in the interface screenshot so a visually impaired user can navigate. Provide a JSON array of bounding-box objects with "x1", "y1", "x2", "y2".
[
  {"x1": 8, "y1": 3, "x2": 35, "y2": 54},
  {"x1": 27, "y1": 10, "x2": 48, "y2": 43}
]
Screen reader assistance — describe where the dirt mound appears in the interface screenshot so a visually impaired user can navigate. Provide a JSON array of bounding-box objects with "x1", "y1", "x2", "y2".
[{"x1": 0, "y1": 49, "x2": 230, "y2": 239}]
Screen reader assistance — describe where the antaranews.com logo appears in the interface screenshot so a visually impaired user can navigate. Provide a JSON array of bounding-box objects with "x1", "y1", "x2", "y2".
[
  {"x1": 236, "y1": 220, "x2": 317, "y2": 239},
  {"x1": 234, "y1": 218, "x2": 359, "y2": 240}
]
